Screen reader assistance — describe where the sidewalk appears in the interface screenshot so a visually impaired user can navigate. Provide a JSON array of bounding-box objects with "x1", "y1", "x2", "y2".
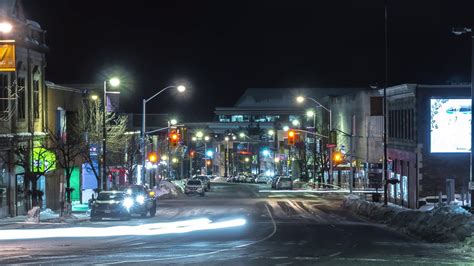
[{"x1": 0, "y1": 209, "x2": 89, "y2": 229}]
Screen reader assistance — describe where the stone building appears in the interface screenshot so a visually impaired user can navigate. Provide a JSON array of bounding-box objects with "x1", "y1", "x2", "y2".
[{"x1": 0, "y1": 0, "x2": 48, "y2": 217}]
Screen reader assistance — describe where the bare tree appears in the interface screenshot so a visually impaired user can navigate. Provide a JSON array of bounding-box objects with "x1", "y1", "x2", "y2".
[
  {"x1": 0, "y1": 138, "x2": 56, "y2": 210},
  {"x1": 49, "y1": 116, "x2": 83, "y2": 205},
  {"x1": 78, "y1": 100, "x2": 128, "y2": 190}
]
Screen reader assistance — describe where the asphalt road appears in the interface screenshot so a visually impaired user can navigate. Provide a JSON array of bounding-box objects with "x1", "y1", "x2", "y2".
[{"x1": 0, "y1": 182, "x2": 472, "y2": 265}]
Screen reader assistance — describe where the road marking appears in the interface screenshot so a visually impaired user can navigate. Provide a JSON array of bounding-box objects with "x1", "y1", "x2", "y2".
[
  {"x1": 103, "y1": 203, "x2": 278, "y2": 265},
  {"x1": 329, "y1": 251, "x2": 342, "y2": 257}
]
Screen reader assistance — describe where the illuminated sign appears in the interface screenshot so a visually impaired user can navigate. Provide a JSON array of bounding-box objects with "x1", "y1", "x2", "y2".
[
  {"x1": 0, "y1": 41, "x2": 15, "y2": 72},
  {"x1": 430, "y1": 98, "x2": 471, "y2": 153},
  {"x1": 33, "y1": 147, "x2": 56, "y2": 172}
]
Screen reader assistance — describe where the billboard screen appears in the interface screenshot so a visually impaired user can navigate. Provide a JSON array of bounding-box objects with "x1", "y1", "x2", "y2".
[{"x1": 430, "y1": 99, "x2": 471, "y2": 153}]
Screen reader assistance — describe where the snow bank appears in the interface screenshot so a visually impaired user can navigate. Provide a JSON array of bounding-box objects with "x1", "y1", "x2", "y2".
[
  {"x1": 153, "y1": 180, "x2": 183, "y2": 199},
  {"x1": 343, "y1": 195, "x2": 474, "y2": 243},
  {"x1": 212, "y1": 176, "x2": 227, "y2": 183}
]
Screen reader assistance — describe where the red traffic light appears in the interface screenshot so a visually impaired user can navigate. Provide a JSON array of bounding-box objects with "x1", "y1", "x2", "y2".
[
  {"x1": 288, "y1": 130, "x2": 296, "y2": 145},
  {"x1": 170, "y1": 131, "x2": 180, "y2": 147}
]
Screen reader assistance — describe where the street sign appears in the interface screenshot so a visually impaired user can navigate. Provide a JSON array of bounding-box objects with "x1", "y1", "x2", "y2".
[
  {"x1": 0, "y1": 41, "x2": 15, "y2": 72},
  {"x1": 326, "y1": 143, "x2": 336, "y2": 148},
  {"x1": 469, "y1": 181, "x2": 474, "y2": 190}
]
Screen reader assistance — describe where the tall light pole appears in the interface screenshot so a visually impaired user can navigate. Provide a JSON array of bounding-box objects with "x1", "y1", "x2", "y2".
[
  {"x1": 452, "y1": 27, "x2": 473, "y2": 210},
  {"x1": 224, "y1": 136, "x2": 229, "y2": 177},
  {"x1": 141, "y1": 85, "x2": 185, "y2": 185},
  {"x1": 383, "y1": 1, "x2": 389, "y2": 205},
  {"x1": 306, "y1": 109, "x2": 318, "y2": 187},
  {"x1": 102, "y1": 77, "x2": 120, "y2": 191},
  {"x1": 296, "y1": 96, "x2": 332, "y2": 186}
]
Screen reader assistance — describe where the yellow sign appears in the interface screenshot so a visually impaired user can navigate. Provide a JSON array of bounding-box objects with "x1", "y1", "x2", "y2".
[{"x1": 0, "y1": 41, "x2": 15, "y2": 72}]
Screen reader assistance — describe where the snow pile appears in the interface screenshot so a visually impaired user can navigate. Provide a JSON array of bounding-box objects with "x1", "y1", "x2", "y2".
[
  {"x1": 40, "y1": 208, "x2": 56, "y2": 216},
  {"x1": 25, "y1": 207, "x2": 41, "y2": 223},
  {"x1": 343, "y1": 195, "x2": 474, "y2": 243},
  {"x1": 212, "y1": 176, "x2": 227, "y2": 183},
  {"x1": 153, "y1": 180, "x2": 183, "y2": 199}
]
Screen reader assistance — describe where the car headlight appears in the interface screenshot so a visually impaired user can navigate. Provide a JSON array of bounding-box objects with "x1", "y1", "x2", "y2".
[
  {"x1": 123, "y1": 197, "x2": 134, "y2": 209},
  {"x1": 136, "y1": 195, "x2": 145, "y2": 204}
]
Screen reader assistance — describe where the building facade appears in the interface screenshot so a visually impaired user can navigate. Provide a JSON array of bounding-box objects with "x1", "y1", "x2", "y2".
[{"x1": 0, "y1": 0, "x2": 49, "y2": 217}]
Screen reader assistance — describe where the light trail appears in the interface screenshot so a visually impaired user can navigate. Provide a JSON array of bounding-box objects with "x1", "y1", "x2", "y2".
[
  {"x1": 0, "y1": 218, "x2": 246, "y2": 241},
  {"x1": 259, "y1": 189, "x2": 385, "y2": 194}
]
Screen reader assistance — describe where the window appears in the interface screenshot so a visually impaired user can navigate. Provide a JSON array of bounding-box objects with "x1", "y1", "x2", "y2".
[
  {"x1": 33, "y1": 80, "x2": 39, "y2": 119},
  {"x1": 231, "y1": 115, "x2": 249, "y2": 122},
  {"x1": 17, "y1": 77, "x2": 25, "y2": 120},
  {"x1": 0, "y1": 74, "x2": 8, "y2": 112},
  {"x1": 388, "y1": 108, "x2": 414, "y2": 141},
  {"x1": 219, "y1": 115, "x2": 230, "y2": 122},
  {"x1": 370, "y1": 97, "x2": 383, "y2": 116}
]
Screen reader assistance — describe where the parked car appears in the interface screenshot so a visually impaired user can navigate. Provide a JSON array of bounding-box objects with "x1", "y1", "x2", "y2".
[
  {"x1": 245, "y1": 175, "x2": 255, "y2": 183},
  {"x1": 255, "y1": 175, "x2": 271, "y2": 184},
  {"x1": 123, "y1": 184, "x2": 157, "y2": 217},
  {"x1": 193, "y1": 175, "x2": 211, "y2": 191},
  {"x1": 276, "y1": 176, "x2": 293, "y2": 190},
  {"x1": 237, "y1": 175, "x2": 247, "y2": 183},
  {"x1": 185, "y1": 179, "x2": 205, "y2": 196},
  {"x1": 90, "y1": 191, "x2": 130, "y2": 221}
]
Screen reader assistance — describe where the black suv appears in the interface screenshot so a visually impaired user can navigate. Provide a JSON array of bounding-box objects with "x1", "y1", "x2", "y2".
[
  {"x1": 123, "y1": 185, "x2": 157, "y2": 217},
  {"x1": 90, "y1": 191, "x2": 130, "y2": 221}
]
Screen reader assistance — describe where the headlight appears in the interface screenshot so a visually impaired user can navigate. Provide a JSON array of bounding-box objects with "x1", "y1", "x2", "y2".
[
  {"x1": 123, "y1": 197, "x2": 134, "y2": 209},
  {"x1": 136, "y1": 195, "x2": 145, "y2": 204}
]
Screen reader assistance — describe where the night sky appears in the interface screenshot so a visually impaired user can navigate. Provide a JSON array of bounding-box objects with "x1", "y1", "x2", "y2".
[{"x1": 21, "y1": 0, "x2": 473, "y2": 121}]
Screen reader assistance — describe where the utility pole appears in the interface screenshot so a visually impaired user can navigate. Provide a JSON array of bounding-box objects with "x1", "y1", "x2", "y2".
[{"x1": 383, "y1": 0, "x2": 389, "y2": 206}]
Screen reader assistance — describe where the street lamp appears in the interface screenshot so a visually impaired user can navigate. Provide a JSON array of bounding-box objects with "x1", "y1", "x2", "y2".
[
  {"x1": 283, "y1": 125, "x2": 290, "y2": 131},
  {"x1": 170, "y1": 119, "x2": 178, "y2": 126},
  {"x1": 141, "y1": 85, "x2": 186, "y2": 184},
  {"x1": 196, "y1": 131, "x2": 204, "y2": 138},
  {"x1": 90, "y1": 94, "x2": 99, "y2": 101},
  {"x1": 0, "y1": 22, "x2": 12, "y2": 34},
  {"x1": 306, "y1": 109, "x2": 317, "y2": 186},
  {"x1": 102, "y1": 77, "x2": 120, "y2": 190},
  {"x1": 296, "y1": 95, "x2": 333, "y2": 187},
  {"x1": 268, "y1": 129, "x2": 275, "y2": 136},
  {"x1": 452, "y1": 26, "x2": 474, "y2": 210},
  {"x1": 291, "y1": 119, "x2": 300, "y2": 127},
  {"x1": 224, "y1": 136, "x2": 230, "y2": 177}
]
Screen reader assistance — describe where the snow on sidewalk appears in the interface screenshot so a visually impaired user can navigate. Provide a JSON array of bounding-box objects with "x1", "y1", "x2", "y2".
[{"x1": 343, "y1": 194, "x2": 474, "y2": 243}]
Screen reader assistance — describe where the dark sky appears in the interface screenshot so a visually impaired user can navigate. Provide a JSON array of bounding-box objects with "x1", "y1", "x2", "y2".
[{"x1": 21, "y1": 0, "x2": 473, "y2": 121}]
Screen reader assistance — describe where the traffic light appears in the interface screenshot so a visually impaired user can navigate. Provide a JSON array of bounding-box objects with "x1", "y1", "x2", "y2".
[
  {"x1": 206, "y1": 159, "x2": 212, "y2": 166},
  {"x1": 190, "y1": 150, "x2": 195, "y2": 158},
  {"x1": 288, "y1": 130, "x2": 296, "y2": 145},
  {"x1": 148, "y1": 152, "x2": 158, "y2": 163},
  {"x1": 170, "y1": 131, "x2": 179, "y2": 147},
  {"x1": 332, "y1": 151, "x2": 344, "y2": 165}
]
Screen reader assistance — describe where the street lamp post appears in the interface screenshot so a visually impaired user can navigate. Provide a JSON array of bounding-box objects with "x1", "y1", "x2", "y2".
[
  {"x1": 224, "y1": 136, "x2": 229, "y2": 177},
  {"x1": 296, "y1": 96, "x2": 332, "y2": 186},
  {"x1": 141, "y1": 85, "x2": 185, "y2": 185},
  {"x1": 102, "y1": 78, "x2": 120, "y2": 191},
  {"x1": 452, "y1": 27, "x2": 474, "y2": 209},
  {"x1": 306, "y1": 110, "x2": 318, "y2": 187}
]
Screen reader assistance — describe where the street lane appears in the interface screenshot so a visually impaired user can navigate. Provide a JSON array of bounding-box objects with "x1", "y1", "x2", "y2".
[{"x1": 0, "y1": 182, "x2": 471, "y2": 265}]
